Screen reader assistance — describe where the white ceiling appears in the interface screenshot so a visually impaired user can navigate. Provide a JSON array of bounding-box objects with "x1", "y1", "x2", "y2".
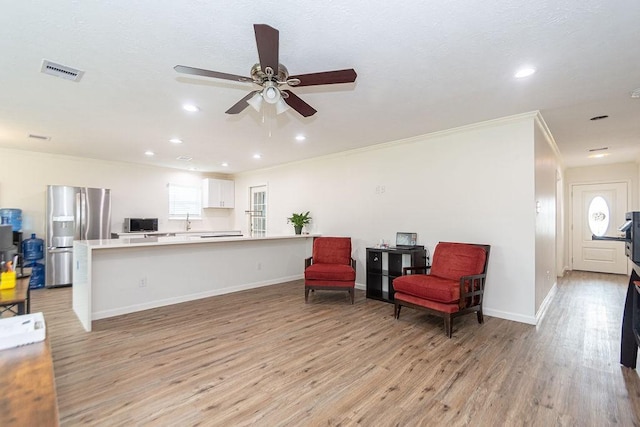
[{"x1": 1, "y1": 1, "x2": 639, "y2": 173}]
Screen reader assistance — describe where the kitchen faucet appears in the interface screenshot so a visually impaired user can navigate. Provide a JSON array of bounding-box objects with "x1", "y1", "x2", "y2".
[{"x1": 186, "y1": 212, "x2": 191, "y2": 231}]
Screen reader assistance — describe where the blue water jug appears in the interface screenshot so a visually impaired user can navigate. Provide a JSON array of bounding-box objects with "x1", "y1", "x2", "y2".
[
  {"x1": 27, "y1": 262, "x2": 45, "y2": 289},
  {"x1": 0, "y1": 208, "x2": 22, "y2": 231},
  {"x1": 22, "y1": 233, "x2": 44, "y2": 261}
]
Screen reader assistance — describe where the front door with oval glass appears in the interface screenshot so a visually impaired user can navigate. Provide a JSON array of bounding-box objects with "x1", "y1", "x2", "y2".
[{"x1": 571, "y1": 182, "x2": 628, "y2": 274}]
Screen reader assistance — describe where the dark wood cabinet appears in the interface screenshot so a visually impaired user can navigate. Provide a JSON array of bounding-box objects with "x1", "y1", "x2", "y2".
[{"x1": 366, "y1": 247, "x2": 428, "y2": 303}]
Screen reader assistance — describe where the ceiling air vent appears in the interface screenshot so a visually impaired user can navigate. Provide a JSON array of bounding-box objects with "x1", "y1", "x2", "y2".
[
  {"x1": 28, "y1": 134, "x2": 51, "y2": 141},
  {"x1": 176, "y1": 156, "x2": 193, "y2": 161},
  {"x1": 40, "y1": 60, "x2": 84, "y2": 82}
]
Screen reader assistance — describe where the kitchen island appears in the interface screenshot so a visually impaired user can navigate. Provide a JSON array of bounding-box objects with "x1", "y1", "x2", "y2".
[{"x1": 73, "y1": 234, "x2": 316, "y2": 331}]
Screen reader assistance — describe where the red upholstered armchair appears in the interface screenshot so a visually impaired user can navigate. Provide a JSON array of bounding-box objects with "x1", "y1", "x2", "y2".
[
  {"x1": 304, "y1": 237, "x2": 356, "y2": 304},
  {"x1": 393, "y1": 242, "x2": 490, "y2": 338}
]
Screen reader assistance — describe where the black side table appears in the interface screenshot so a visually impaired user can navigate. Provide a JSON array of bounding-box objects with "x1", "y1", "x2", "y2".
[{"x1": 366, "y1": 246, "x2": 428, "y2": 303}]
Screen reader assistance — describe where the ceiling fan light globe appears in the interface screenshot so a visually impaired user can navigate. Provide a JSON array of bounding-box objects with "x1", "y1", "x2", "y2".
[
  {"x1": 263, "y1": 86, "x2": 280, "y2": 104},
  {"x1": 275, "y1": 98, "x2": 289, "y2": 115},
  {"x1": 247, "y1": 92, "x2": 263, "y2": 112}
]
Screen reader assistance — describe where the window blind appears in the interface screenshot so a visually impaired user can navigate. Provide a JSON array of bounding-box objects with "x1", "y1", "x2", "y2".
[{"x1": 168, "y1": 183, "x2": 202, "y2": 219}]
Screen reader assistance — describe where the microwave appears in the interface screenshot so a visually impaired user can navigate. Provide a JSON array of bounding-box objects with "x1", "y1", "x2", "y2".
[{"x1": 123, "y1": 218, "x2": 158, "y2": 233}]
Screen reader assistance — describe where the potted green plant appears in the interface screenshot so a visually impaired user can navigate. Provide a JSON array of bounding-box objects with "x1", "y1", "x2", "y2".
[{"x1": 287, "y1": 211, "x2": 311, "y2": 235}]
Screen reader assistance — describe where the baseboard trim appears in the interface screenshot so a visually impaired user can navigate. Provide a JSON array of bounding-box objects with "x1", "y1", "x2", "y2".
[
  {"x1": 93, "y1": 274, "x2": 303, "y2": 321},
  {"x1": 535, "y1": 281, "x2": 558, "y2": 325},
  {"x1": 483, "y1": 307, "x2": 537, "y2": 325}
]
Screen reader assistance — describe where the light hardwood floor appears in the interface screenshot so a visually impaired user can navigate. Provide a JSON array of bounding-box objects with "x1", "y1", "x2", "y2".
[{"x1": 31, "y1": 271, "x2": 640, "y2": 426}]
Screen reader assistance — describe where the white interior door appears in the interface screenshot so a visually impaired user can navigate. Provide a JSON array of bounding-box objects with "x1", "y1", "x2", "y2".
[
  {"x1": 249, "y1": 185, "x2": 267, "y2": 237},
  {"x1": 571, "y1": 182, "x2": 628, "y2": 274}
]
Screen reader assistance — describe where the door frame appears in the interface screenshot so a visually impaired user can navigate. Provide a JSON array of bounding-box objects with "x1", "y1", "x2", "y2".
[{"x1": 569, "y1": 179, "x2": 631, "y2": 273}]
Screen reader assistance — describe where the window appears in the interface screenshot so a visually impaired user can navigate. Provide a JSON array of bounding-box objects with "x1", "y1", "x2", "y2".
[
  {"x1": 168, "y1": 183, "x2": 202, "y2": 219},
  {"x1": 587, "y1": 196, "x2": 610, "y2": 237}
]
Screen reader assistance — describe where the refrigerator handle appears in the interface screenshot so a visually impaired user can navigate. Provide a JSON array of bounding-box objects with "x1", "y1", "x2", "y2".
[
  {"x1": 48, "y1": 247, "x2": 73, "y2": 254},
  {"x1": 81, "y1": 191, "x2": 87, "y2": 239},
  {"x1": 75, "y1": 191, "x2": 87, "y2": 240}
]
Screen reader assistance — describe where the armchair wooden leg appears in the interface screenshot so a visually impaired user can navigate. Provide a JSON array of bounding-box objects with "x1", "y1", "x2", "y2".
[
  {"x1": 394, "y1": 303, "x2": 401, "y2": 319},
  {"x1": 349, "y1": 289, "x2": 354, "y2": 304},
  {"x1": 305, "y1": 288, "x2": 310, "y2": 303},
  {"x1": 444, "y1": 315, "x2": 452, "y2": 338},
  {"x1": 477, "y1": 307, "x2": 484, "y2": 324}
]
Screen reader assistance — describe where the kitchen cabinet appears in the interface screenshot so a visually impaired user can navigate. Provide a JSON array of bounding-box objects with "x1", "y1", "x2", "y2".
[{"x1": 202, "y1": 179, "x2": 234, "y2": 208}]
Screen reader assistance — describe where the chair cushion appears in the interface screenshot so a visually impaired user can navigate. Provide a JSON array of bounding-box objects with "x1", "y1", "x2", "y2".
[
  {"x1": 394, "y1": 292, "x2": 460, "y2": 314},
  {"x1": 393, "y1": 275, "x2": 460, "y2": 304},
  {"x1": 429, "y1": 243, "x2": 486, "y2": 281},
  {"x1": 305, "y1": 263, "x2": 356, "y2": 282},
  {"x1": 312, "y1": 237, "x2": 352, "y2": 265},
  {"x1": 305, "y1": 279, "x2": 354, "y2": 288}
]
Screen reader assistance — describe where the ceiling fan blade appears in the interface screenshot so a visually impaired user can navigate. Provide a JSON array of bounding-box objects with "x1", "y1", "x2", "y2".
[
  {"x1": 174, "y1": 65, "x2": 253, "y2": 83},
  {"x1": 289, "y1": 69, "x2": 357, "y2": 87},
  {"x1": 254, "y1": 24, "x2": 279, "y2": 74},
  {"x1": 282, "y1": 90, "x2": 317, "y2": 117},
  {"x1": 225, "y1": 91, "x2": 259, "y2": 114}
]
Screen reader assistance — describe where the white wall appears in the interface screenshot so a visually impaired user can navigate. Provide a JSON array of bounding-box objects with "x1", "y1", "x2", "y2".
[
  {"x1": 0, "y1": 148, "x2": 233, "y2": 238},
  {"x1": 556, "y1": 167, "x2": 567, "y2": 276},
  {"x1": 534, "y1": 119, "x2": 559, "y2": 313},
  {"x1": 234, "y1": 113, "x2": 546, "y2": 323}
]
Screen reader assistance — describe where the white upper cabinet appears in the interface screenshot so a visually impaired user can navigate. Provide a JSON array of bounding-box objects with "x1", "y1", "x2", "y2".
[{"x1": 202, "y1": 178, "x2": 235, "y2": 208}]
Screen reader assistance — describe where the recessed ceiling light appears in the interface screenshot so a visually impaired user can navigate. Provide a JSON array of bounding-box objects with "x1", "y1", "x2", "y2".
[
  {"x1": 169, "y1": 138, "x2": 183, "y2": 144},
  {"x1": 176, "y1": 155, "x2": 192, "y2": 161},
  {"x1": 589, "y1": 115, "x2": 609, "y2": 121},
  {"x1": 221, "y1": 162, "x2": 229, "y2": 167},
  {"x1": 144, "y1": 150, "x2": 155, "y2": 156},
  {"x1": 514, "y1": 67, "x2": 536, "y2": 78},
  {"x1": 295, "y1": 135, "x2": 306, "y2": 141},
  {"x1": 183, "y1": 104, "x2": 200, "y2": 112},
  {"x1": 253, "y1": 154, "x2": 261, "y2": 159}
]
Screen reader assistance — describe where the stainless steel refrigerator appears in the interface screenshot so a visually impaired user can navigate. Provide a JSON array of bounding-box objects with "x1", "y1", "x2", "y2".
[{"x1": 45, "y1": 185, "x2": 111, "y2": 287}]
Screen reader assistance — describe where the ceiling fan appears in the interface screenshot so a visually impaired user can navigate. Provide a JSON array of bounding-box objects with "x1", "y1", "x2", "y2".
[{"x1": 174, "y1": 24, "x2": 357, "y2": 117}]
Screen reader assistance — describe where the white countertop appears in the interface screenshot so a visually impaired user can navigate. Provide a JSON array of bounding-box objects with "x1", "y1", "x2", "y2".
[
  {"x1": 113, "y1": 230, "x2": 242, "y2": 237},
  {"x1": 76, "y1": 233, "x2": 318, "y2": 249}
]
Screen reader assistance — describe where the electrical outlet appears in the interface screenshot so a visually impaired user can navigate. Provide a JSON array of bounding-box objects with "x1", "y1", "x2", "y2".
[{"x1": 139, "y1": 277, "x2": 147, "y2": 287}]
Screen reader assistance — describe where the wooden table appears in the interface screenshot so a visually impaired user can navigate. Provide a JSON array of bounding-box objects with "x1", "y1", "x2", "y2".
[
  {"x1": 0, "y1": 336, "x2": 60, "y2": 426},
  {"x1": 0, "y1": 277, "x2": 30, "y2": 316}
]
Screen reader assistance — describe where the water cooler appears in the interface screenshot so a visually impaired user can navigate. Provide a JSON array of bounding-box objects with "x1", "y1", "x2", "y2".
[{"x1": 22, "y1": 233, "x2": 45, "y2": 289}]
